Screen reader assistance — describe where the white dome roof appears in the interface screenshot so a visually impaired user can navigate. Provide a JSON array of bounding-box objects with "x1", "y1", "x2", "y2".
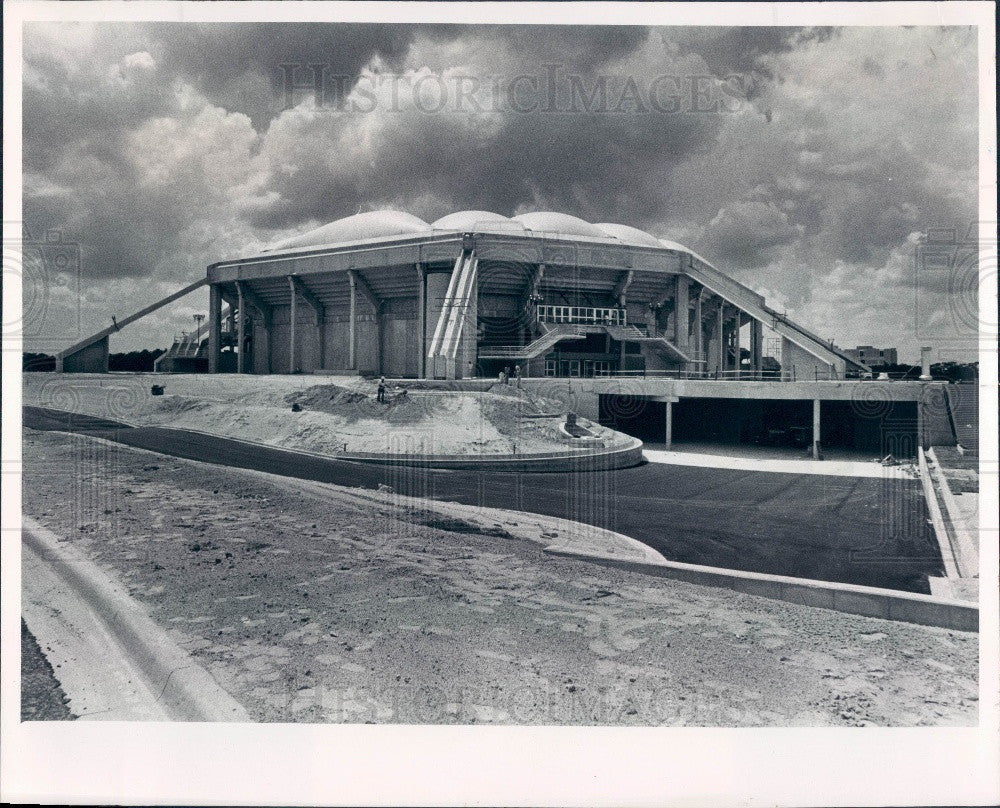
[
  {"x1": 431, "y1": 210, "x2": 517, "y2": 231},
  {"x1": 658, "y1": 238, "x2": 715, "y2": 270},
  {"x1": 657, "y1": 237, "x2": 690, "y2": 253},
  {"x1": 595, "y1": 222, "x2": 663, "y2": 248},
  {"x1": 268, "y1": 210, "x2": 431, "y2": 252},
  {"x1": 511, "y1": 211, "x2": 610, "y2": 239},
  {"x1": 259, "y1": 208, "x2": 707, "y2": 260}
]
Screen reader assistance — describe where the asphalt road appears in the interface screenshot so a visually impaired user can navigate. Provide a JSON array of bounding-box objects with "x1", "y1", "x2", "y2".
[{"x1": 24, "y1": 406, "x2": 943, "y2": 593}]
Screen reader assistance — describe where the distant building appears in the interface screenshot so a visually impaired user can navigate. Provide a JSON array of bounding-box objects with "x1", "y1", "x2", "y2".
[{"x1": 843, "y1": 345, "x2": 898, "y2": 366}]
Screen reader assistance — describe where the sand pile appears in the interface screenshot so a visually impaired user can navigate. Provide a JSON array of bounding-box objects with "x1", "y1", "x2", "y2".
[{"x1": 24, "y1": 374, "x2": 631, "y2": 457}]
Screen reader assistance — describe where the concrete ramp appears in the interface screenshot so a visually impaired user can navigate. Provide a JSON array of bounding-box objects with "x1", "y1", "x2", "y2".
[
  {"x1": 56, "y1": 278, "x2": 207, "y2": 372},
  {"x1": 427, "y1": 250, "x2": 478, "y2": 378}
]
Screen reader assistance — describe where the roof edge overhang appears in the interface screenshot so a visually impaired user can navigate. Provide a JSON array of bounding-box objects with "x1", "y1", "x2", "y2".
[{"x1": 209, "y1": 230, "x2": 693, "y2": 284}]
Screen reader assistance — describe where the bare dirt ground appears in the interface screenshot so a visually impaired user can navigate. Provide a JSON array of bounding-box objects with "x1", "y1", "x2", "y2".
[
  {"x1": 22, "y1": 428, "x2": 978, "y2": 726},
  {"x1": 23, "y1": 373, "x2": 628, "y2": 456},
  {"x1": 21, "y1": 620, "x2": 76, "y2": 721}
]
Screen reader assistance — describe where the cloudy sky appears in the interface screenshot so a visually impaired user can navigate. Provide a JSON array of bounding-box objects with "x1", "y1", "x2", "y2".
[{"x1": 21, "y1": 22, "x2": 980, "y2": 361}]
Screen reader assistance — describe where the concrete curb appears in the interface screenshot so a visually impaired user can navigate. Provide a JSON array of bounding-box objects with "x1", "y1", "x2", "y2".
[
  {"x1": 918, "y1": 447, "x2": 960, "y2": 578},
  {"x1": 332, "y1": 437, "x2": 644, "y2": 471},
  {"x1": 543, "y1": 547, "x2": 978, "y2": 632},
  {"x1": 21, "y1": 517, "x2": 249, "y2": 722},
  {"x1": 926, "y1": 447, "x2": 979, "y2": 578}
]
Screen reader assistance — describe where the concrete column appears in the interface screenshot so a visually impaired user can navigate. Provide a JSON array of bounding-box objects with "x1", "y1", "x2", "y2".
[
  {"x1": 812, "y1": 399, "x2": 821, "y2": 459},
  {"x1": 734, "y1": 312, "x2": 743, "y2": 377},
  {"x1": 917, "y1": 395, "x2": 926, "y2": 451},
  {"x1": 208, "y1": 284, "x2": 221, "y2": 373},
  {"x1": 694, "y1": 290, "x2": 703, "y2": 364},
  {"x1": 348, "y1": 271, "x2": 357, "y2": 370},
  {"x1": 664, "y1": 400, "x2": 673, "y2": 448},
  {"x1": 752, "y1": 319, "x2": 763, "y2": 374},
  {"x1": 416, "y1": 264, "x2": 426, "y2": 378},
  {"x1": 288, "y1": 276, "x2": 298, "y2": 373},
  {"x1": 236, "y1": 283, "x2": 246, "y2": 374},
  {"x1": 376, "y1": 303, "x2": 383, "y2": 375},
  {"x1": 919, "y1": 346, "x2": 932, "y2": 380},
  {"x1": 715, "y1": 300, "x2": 725, "y2": 374},
  {"x1": 317, "y1": 314, "x2": 325, "y2": 371},
  {"x1": 674, "y1": 274, "x2": 690, "y2": 351}
]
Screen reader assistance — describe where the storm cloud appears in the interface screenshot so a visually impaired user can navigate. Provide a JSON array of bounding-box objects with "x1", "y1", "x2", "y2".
[{"x1": 21, "y1": 22, "x2": 979, "y2": 360}]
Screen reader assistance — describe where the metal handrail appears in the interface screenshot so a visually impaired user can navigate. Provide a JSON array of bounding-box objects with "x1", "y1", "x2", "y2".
[
  {"x1": 478, "y1": 324, "x2": 589, "y2": 359},
  {"x1": 536, "y1": 305, "x2": 625, "y2": 326}
]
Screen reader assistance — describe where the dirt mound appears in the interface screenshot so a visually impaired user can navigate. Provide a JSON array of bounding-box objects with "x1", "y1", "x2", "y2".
[
  {"x1": 284, "y1": 384, "x2": 438, "y2": 425},
  {"x1": 286, "y1": 385, "x2": 367, "y2": 410},
  {"x1": 151, "y1": 395, "x2": 214, "y2": 419}
]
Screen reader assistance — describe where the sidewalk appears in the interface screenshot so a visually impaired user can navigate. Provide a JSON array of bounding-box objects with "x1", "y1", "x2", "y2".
[{"x1": 643, "y1": 447, "x2": 915, "y2": 479}]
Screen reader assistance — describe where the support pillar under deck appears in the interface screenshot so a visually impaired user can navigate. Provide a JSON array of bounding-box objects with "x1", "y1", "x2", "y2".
[
  {"x1": 288, "y1": 276, "x2": 298, "y2": 374},
  {"x1": 664, "y1": 400, "x2": 673, "y2": 449},
  {"x1": 208, "y1": 284, "x2": 221, "y2": 373},
  {"x1": 236, "y1": 284, "x2": 246, "y2": 373},
  {"x1": 813, "y1": 399, "x2": 822, "y2": 460},
  {"x1": 416, "y1": 265, "x2": 426, "y2": 379},
  {"x1": 348, "y1": 272, "x2": 357, "y2": 371}
]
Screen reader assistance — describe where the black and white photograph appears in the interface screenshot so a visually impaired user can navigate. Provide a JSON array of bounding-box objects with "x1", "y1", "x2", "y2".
[{"x1": 2, "y1": 1, "x2": 997, "y2": 805}]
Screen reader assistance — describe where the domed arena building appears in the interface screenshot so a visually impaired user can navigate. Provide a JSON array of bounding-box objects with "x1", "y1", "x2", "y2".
[{"x1": 192, "y1": 208, "x2": 868, "y2": 381}]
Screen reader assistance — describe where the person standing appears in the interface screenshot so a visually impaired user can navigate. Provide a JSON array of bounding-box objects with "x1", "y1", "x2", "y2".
[
  {"x1": 377, "y1": 376, "x2": 386, "y2": 403},
  {"x1": 514, "y1": 365, "x2": 522, "y2": 388}
]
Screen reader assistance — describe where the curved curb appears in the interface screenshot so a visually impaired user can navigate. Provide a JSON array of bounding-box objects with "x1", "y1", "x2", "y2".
[
  {"x1": 333, "y1": 438, "x2": 644, "y2": 471},
  {"x1": 21, "y1": 517, "x2": 249, "y2": 722},
  {"x1": 152, "y1": 423, "x2": 644, "y2": 472}
]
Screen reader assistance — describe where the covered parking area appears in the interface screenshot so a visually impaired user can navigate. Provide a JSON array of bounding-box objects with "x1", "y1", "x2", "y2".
[{"x1": 599, "y1": 393, "x2": 920, "y2": 459}]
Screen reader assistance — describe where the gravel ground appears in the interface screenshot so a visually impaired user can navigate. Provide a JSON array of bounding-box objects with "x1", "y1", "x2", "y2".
[
  {"x1": 21, "y1": 619, "x2": 77, "y2": 721},
  {"x1": 22, "y1": 428, "x2": 978, "y2": 726}
]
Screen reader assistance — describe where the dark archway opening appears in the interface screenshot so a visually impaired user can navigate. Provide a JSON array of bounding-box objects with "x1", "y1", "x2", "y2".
[
  {"x1": 820, "y1": 400, "x2": 918, "y2": 457},
  {"x1": 672, "y1": 398, "x2": 813, "y2": 448},
  {"x1": 598, "y1": 395, "x2": 667, "y2": 443}
]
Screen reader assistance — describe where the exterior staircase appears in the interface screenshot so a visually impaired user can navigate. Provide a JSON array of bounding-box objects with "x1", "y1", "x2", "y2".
[
  {"x1": 154, "y1": 305, "x2": 230, "y2": 372},
  {"x1": 477, "y1": 323, "x2": 588, "y2": 360},
  {"x1": 605, "y1": 324, "x2": 692, "y2": 363}
]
